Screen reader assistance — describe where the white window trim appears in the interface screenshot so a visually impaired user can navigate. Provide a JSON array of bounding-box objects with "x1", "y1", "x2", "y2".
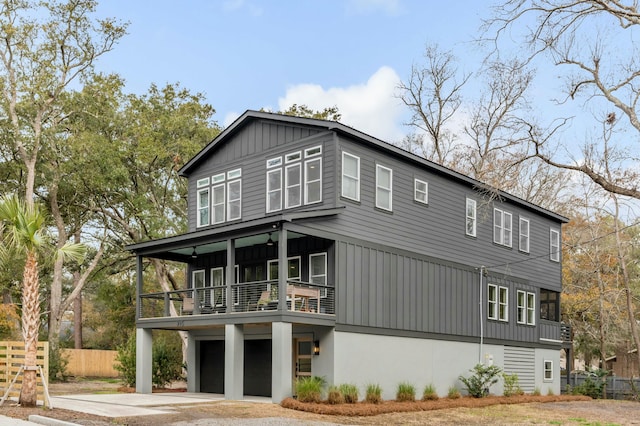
[
  {"x1": 227, "y1": 179, "x2": 242, "y2": 221},
  {"x1": 544, "y1": 360, "x2": 553, "y2": 381},
  {"x1": 466, "y1": 198, "x2": 476, "y2": 237},
  {"x1": 197, "y1": 187, "x2": 210, "y2": 228},
  {"x1": 375, "y1": 164, "x2": 393, "y2": 211},
  {"x1": 227, "y1": 168, "x2": 242, "y2": 179},
  {"x1": 266, "y1": 168, "x2": 282, "y2": 213},
  {"x1": 212, "y1": 172, "x2": 225, "y2": 184},
  {"x1": 197, "y1": 177, "x2": 210, "y2": 188},
  {"x1": 527, "y1": 292, "x2": 536, "y2": 325},
  {"x1": 212, "y1": 183, "x2": 225, "y2": 224},
  {"x1": 499, "y1": 286, "x2": 508, "y2": 322},
  {"x1": 414, "y1": 178, "x2": 428, "y2": 205},
  {"x1": 517, "y1": 290, "x2": 535, "y2": 325},
  {"x1": 267, "y1": 256, "x2": 302, "y2": 281},
  {"x1": 267, "y1": 156, "x2": 282, "y2": 169},
  {"x1": 488, "y1": 284, "x2": 498, "y2": 320},
  {"x1": 285, "y1": 163, "x2": 302, "y2": 209},
  {"x1": 304, "y1": 158, "x2": 322, "y2": 205},
  {"x1": 550, "y1": 229, "x2": 560, "y2": 262},
  {"x1": 494, "y1": 208, "x2": 512, "y2": 247},
  {"x1": 309, "y1": 252, "x2": 328, "y2": 297},
  {"x1": 304, "y1": 145, "x2": 322, "y2": 157},
  {"x1": 210, "y1": 267, "x2": 225, "y2": 307},
  {"x1": 285, "y1": 151, "x2": 301, "y2": 163},
  {"x1": 341, "y1": 152, "x2": 360, "y2": 202},
  {"x1": 519, "y1": 217, "x2": 530, "y2": 253},
  {"x1": 192, "y1": 270, "x2": 205, "y2": 304}
]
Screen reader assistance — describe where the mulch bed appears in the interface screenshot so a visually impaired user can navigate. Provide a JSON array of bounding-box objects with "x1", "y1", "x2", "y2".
[{"x1": 281, "y1": 394, "x2": 592, "y2": 416}]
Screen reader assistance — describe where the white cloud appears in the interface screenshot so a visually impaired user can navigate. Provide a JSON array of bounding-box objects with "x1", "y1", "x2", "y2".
[
  {"x1": 345, "y1": 0, "x2": 404, "y2": 16},
  {"x1": 278, "y1": 66, "x2": 406, "y2": 142}
]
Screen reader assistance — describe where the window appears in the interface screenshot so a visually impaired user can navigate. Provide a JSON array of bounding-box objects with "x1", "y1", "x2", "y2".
[
  {"x1": 227, "y1": 178, "x2": 241, "y2": 221},
  {"x1": 285, "y1": 163, "x2": 302, "y2": 208},
  {"x1": 309, "y1": 252, "x2": 327, "y2": 296},
  {"x1": 494, "y1": 208, "x2": 512, "y2": 247},
  {"x1": 266, "y1": 146, "x2": 323, "y2": 211},
  {"x1": 197, "y1": 188, "x2": 209, "y2": 227},
  {"x1": 414, "y1": 179, "x2": 428, "y2": 204},
  {"x1": 267, "y1": 257, "x2": 301, "y2": 281},
  {"x1": 197, "y1": 177, "x2": 210, "y2": 188},
  {"x1": 519, "y1": 218, "x2": 530, "y2": 253},
  {"x1": 212, "y1": 184, "x2": 225, "y2": 224},
  {"x1": 305, "y1": 145, "x2": 322, "y2": 157},
  {"x1": 192, "y1": 270, "x2": 205, "y2": 305},
  {"x1": 197, "y1": 169, "x2": 241, "y2": 226},
  {"x1": 376, "y1": 164, "x2": 393, "y2": 211},
  {"x1": 550, "y1": 229, "x2": 560, "y2": 262},
  {"x1": 544, "y1": 360, "x2": 553, "y2": 381},
  {"x1": 540, "y1": 289, "x2": 559, "y2": 321},
  {"x1": 517, "y1": 290, "x2": 535, "y2": 325},
  {"x1": 266, "y1": 157, "x2": 282, "y2": 168},
  {"x1": 266, "y1": 169, "x2": 282, "y2": 213},
  {"x1": 488, "y1": 284, "x2": 508, "y2": 321},
  {"x1": 466, "y1": 198, "x2": 476, "y2": 237},
  {"x1": 211, "y1": 267, "x2": 225, "y2": 307},
  {"x1": 341, "y1": 152, "x2": 360, "y2": 201},
  {"x1": 304, "y1": 158, "x2": 322, "y2": 204}
]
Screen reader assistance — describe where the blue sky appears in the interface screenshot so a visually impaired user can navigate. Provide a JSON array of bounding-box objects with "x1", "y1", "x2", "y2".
[{"x1": 94, "y1": 0, "x2": 489, "y2": 142}]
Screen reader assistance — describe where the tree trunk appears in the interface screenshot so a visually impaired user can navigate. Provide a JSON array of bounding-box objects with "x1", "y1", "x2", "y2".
[
  {"x1": 74, "y1": 291, "x2": 82, "y2": 349},
  {"x1": 19, "y1": 251, "x2": 40, "y2": 407}
]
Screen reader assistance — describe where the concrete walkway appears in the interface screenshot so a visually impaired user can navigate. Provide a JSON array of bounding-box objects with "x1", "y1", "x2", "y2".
[
  {"x1": 50, "y1": 392, "x2": 233, "y2": 417},
  {"x1": 0, "y1": 415, "x2": 41, "y2": 425}
]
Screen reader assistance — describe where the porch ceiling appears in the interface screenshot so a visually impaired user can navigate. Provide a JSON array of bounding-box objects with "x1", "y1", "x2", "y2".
[{"x1": 169, "y1": 231, "x2": 305, "y2": 257}]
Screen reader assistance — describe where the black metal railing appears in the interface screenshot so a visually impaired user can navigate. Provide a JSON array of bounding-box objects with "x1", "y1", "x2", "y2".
[{"x1": 138, "y1": 280, "x2": 335, "y2": 319}]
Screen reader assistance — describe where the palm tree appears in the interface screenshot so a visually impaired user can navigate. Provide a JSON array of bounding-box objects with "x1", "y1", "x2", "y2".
[{"x1": 0, "y1": 194, "x2": 84, "y2": 407}]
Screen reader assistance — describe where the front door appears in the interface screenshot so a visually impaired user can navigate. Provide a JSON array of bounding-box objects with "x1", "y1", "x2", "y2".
[
  {"x1": 294, "y1": 339, "x2": 313, "y2": 381},
  {"x1": 200, "y1": 340, "x2": 224, "y2": 393}
]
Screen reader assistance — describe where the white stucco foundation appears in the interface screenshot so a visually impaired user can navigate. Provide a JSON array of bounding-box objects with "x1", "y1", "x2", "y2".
[{"x1": 331, "y1": 331, "x2": 560, "y2": 400}]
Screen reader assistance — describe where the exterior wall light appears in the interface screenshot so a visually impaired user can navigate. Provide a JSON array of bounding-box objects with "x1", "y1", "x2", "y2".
[{"x1": 313, "y1": 340, "x2": 320, "y2": 356}]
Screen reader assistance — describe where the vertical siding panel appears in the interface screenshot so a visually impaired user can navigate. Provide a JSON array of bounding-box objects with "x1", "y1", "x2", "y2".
[
  {"x1": 361, "y1": 247, "x2": 369, "y2": 326},
  {"x1": 345, "y1": 243, "x2": 354, "y2": 324},
  {"x1": 383, "y1": 252, "x2": 391, "y2": 329},
  {"x1": 376, "y1": 250, "x2": 384, "y2": 328}
]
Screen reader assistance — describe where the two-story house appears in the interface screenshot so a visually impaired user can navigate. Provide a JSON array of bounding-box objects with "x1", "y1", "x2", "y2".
[{"x1": 127, "y1": 110, "x2": 568, "y2": 401}]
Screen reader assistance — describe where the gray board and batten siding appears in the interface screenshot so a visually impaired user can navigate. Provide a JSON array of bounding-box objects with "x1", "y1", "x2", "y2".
[{"x1": 178, "y1": 111, "x2": 565, "y2": 346}]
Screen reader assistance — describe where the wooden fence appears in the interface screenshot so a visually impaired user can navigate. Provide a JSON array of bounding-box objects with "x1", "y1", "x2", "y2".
[
  {"x1": 61, "y1": 349, "x2": 119, "y2": 378},
  {"x1": 0, "y1": 341, "x2": 49, "y2": 403}
]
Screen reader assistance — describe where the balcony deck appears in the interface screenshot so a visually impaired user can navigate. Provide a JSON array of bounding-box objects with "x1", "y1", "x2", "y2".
[{"x1": 138, "y1": 280, "x2": 335, "y2": 328}]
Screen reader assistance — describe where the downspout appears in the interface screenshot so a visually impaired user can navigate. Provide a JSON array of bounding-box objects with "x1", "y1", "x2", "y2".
[{"x1": 479, "y1": 265, "x2": 485, "y2": 364}]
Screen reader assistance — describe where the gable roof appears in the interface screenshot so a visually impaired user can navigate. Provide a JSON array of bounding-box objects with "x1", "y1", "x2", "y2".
[{"x1": 179, "y1": 110, "x2": 568, "y2": 223}]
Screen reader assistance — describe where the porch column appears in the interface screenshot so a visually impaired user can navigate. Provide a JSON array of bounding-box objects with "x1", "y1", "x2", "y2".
[
  {"x1": 186, "y1": 332, "x2": 198, "y2": 392},
  {"x1": 226, "y1": 238, "x2": 235, "y2": 312},
  {"x1": 136, "y1": 255, "x2": 143, "y2": 320},
  {"x1": 225, "y1": 324, "x2": 244, "y2": 399},
  {"x1": 135, "y1": 328, "x2": 152, "y2": 394},
  {"x1": 277, "y1": 227, "x2": 288, "y2": 311},
  {"x1": 272, "y1": 321, "x2": 292, "y2": 402}
]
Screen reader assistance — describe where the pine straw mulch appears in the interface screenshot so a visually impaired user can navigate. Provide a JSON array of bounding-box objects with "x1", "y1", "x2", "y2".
[{"x1": 281, "y1": 394, "x2": 592, "y2": 416}]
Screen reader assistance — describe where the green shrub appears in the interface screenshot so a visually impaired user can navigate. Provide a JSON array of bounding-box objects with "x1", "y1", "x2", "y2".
[
  {"x1": 48, "y1": 345, "x2": 70, "y2": 382},
  {"x1": 365, "y1": 383, "x2": 382, "y2": 404},
  {"x1": 396, "y1": 382, "x2": 416, "y2": 402},
  {"x1": 570, "y1": 368, "x2": 608, "y2": 399},
  {"x1": 422, "y1": 383, "x2": 439, "y2": 401},
  {"x1": 115, "y1": 334, "x2": 137, "y2": 387},
  {"x1": 115, "y1": 333, "x2": 184, "y2": 389},
  {"x1": 447, "y1": 386, "x2": 461, "y2": 399},
  {"x1": 339, "y1": 383, "x2": 359, "y2": 403},
  {"x1": 459, "y1": 363, "x2": 502, "y2": 398},
  {"x1": 532, "y1": 387, "x2": 541, "y2": 396},
  {"x1": 502, "y1": 372, "x2": 524, "y2": 397},
  {"x1": 296, "y1": 376, "x2": 325, "y2": 403},
  {"x1": 547, "y1": 388, "x2": 555, "y2": 396},
  {"x1": 326, "y1": 385, "x2": 344, "y2": 404},
  {"x1": 152, "y1": 336, "x2": 183, "y2": 388}
]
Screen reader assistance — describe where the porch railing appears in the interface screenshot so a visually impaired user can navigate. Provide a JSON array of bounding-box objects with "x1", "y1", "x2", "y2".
[{"x1": 138, "y1": 280, "x2": 335, "y2": 318}]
